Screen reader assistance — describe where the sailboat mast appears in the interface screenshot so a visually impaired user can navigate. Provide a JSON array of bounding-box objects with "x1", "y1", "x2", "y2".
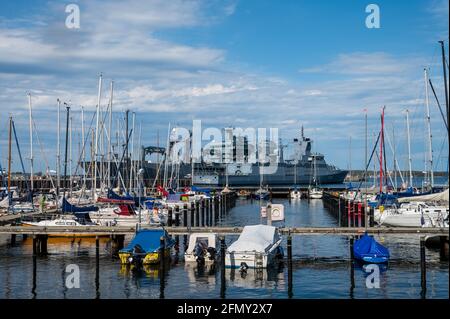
[
  {"x1": 63, "y1": 105, "x2": 70, "y2": 199},
  {"x1": 439, "y1": 41, "x2": 449, "y2": 129},
  {"x1": 130, "y1": 112, "x2": 135, "y2": 192},
  {"x1": 379, "y1": 107, "x2": 385, "y2": 194},
  {"x1": 57, "y1": 99, "x2": 61, "y2": 198},
  {"x1": 424, "y1": 68, "x2": 434, "y2": 187},
  {"x1": 108, "y1": 81, "x2": 114, "y2": 190},
  {"x1": 406, "y1": 109, "x2": 413, "y2": 187},
  {"x1": 81, "y1": 106, "x2": 86, "y2": 189},
  {"x1": 69, "y1": 115, "x2": 73, "y2": 197},
  {"x1": 28, "y1": 93, "x2": 34, "y2": 192},
  {"x1": 94, "y1": 73, "x2": 103, "y2": 194},
  {"x1": 7, "y1": 116, "x2": 12, "y2": 198}
]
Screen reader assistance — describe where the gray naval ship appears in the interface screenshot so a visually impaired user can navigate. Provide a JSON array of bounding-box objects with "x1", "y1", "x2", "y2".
[{"x1": 191, "y1": 128, "x2": 348, "y2": 187}]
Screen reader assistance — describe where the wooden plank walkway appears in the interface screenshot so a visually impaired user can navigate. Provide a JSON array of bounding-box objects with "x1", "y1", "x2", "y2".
[{"x1": 0, "y1": 225, "x2": 447, "y2": 236}]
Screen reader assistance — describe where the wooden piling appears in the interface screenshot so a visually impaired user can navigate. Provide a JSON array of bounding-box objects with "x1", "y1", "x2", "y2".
[
  {"x1": 175, "y1": 205, "x2": 180, "y2": 227},
  {"x1": 167, "y1": 207, "x2": 173, "y2": 227},
  {"x1": 220, "y1": 236, "x2": 226, "y2": 299},
  {"x1": 10, "y1": 234, "x2": 16, "y2": 245},
  {"x1": 195, "y1": 201, "x2": 200, "y2": 227},
  {"x1": 159, "y1": 236, "x2": 166, "y2": 299},
  {"x1": 420, "y1": 236, "x2": 427, "y2": 296},
  {"x1": 440, "y1": 236, "x2": 449, "y2": 261},
  {"x1": 183, "y1": 204, "x2": 188, "y2": 227},
  {"x1": 200, "y1": 199, "x2": 205, "y2": 227},
  {"x1": 32, "y1": 235, "x2": 37, "y2": 256},
  {"x1": 350, "y1": 236, "x2": 355, "y2": 290},
  {"x1": 369, "y1": 206, "x2": 375, "y2": 227},
  {"x1": 190, "y1": 202, "x2": 195, "y2": 228},
  {"x1": 287, "y1": 234, "x2": 293, "y2": 298},
  {"x1": 95, "y1": 236, "x2": 100, "y2": 299}
]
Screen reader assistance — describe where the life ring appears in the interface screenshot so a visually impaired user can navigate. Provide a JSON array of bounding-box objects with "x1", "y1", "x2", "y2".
[{"x1": 235, "y1": 170, "x2": 242, "y2": 175}]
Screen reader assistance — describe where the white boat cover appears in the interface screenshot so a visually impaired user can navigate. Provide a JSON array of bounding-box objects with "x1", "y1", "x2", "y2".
[
  {"x1": 0, "y1": 197, "x2": 9, "y2": 208},
  {"x1": 397, "y1": 189, "x2": 449, "y2": 203},
  {"x1": 228, "y1": 225, "x2": 280, "y2": 253}
]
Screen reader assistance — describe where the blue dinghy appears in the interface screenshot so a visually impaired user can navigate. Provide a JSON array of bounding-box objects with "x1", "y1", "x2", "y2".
[{"x1": 353, "y1": 233, "x2": 390, "y2": 264}]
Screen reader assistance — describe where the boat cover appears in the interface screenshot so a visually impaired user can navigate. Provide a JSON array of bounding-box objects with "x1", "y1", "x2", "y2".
[
  {"x1": 353, "y1": 233, "x2": 390, "y2": 263},
  {"x1": 228, "y1": 225, "x2": 280, "y2": 253},
  {"x1": 61, "y1": 197, "x2": 99, "y2": 213},
  {"x1": 397, "y1": 189, "x2": 449, "y2": 203},
  {"x1": 191, "y1": 186, "x2": 211, "y2": 194},
  {"x1": 120, "y1": 229, "x2": 174, "y2": 253}
]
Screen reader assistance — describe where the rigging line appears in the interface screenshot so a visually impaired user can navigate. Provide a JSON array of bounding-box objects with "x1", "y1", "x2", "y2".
[
  {"x1": 429, "y1": 79, "x2": 448, "y2": 130},
  {"x1": 353, "y1": 131, "x2": 381, "y2": 201},
  {"x1": 71, "y1": 110, "x2": 97, "y2": 177},
  {"x1": 11, "y1": 120, "x2": 31, "y2": 195},
  {"x1": 32, "y1": 118, "x2": 56, "y2": 190}
]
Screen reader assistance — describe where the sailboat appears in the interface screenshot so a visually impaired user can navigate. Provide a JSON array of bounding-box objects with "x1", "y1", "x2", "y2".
[
  {"x1": 308, "y1": 154, "x2": 323, "y2": 199},
  {"x1": 289, "y1": 161, "x2": 301, "y2": 199}
]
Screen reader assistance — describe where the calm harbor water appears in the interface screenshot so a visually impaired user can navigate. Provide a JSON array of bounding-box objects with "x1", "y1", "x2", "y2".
[{"x1": 0, "y1": 198, "x2": 448, "y2": 299}]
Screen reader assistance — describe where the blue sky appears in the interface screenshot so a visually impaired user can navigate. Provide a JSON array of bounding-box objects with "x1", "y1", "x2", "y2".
[{"x1": 0, "y1": 0, "x2": 448, "y2": 174}]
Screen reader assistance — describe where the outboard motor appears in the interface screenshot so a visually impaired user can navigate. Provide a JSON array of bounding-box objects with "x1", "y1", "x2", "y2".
[
  {"x1": 194, "y1": 242, "x2": 206, "y2": 264},
  {"x1": 206, "y1": 247, "x2": 216, "y2": 261},
  {"x1": 239, "y1": 262, "x2": 249, "y2": 274}
]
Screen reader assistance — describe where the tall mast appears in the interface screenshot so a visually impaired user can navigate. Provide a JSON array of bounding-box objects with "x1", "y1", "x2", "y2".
[
  {"x1": 424, "y1": 68, "x2": 434, "y2": 187},
  {"x1": 81, "y1": 106, "x2": 86, "y2": 189},
  {"x1": 406, "y1": 109, "x2": 413, "y2": 187},
  {"x1": 107, "y1": 81, "x2": 114, "y2": 190},
  {"x1": 63, "y1": 105, "x2": 70, "y2": 199},
  {"x1": 7, "y1": 116, "x2": 12, "y2": 199},
  {"x1": 69, "y1": 115, "x2": 73, "y2": 197},
  {"x1": 364, "y1": 109, "x2": 368, "y2": 229},
  {"x1": 392, "y1": 126, "x2": 397, "y2": 190},
  {"x1": 129, "y1": 112, "x2": 135, "y2": 192},
  {"x1": 379, "y1": 107, "x2": 385, "y2": 194},
  {"x1": 28, "y1": 93, "x2": 34, "y2": 192},
  {"x1": 94, "y1": 73, "x2": 103, "y2": 194},
  {"x1": 57, "y1": 99, "x2": 61, "y2": 198},
  {"x1": 125, "y1": 110, "x2": 129, "y2": 192},
  {"x1": 439, "y1": 41, "x2": 449, "y2": 130}
]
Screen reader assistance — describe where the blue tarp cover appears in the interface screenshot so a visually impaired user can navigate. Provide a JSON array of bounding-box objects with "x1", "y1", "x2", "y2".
[
  {"x1": 354, "y1": 233, "x2": 390, "y2": 263},
  {"x1": 191, "y1": 186, "x2": 211, "y2": 194},
  {"x1": 120, "y1": 229, "x2": 174, "y2": 253},
  {"x1": 61, "y1": 197, "x2": 99, "y2": 213}
]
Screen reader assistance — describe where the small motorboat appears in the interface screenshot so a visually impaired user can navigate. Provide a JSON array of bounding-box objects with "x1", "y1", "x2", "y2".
[
  {"x1": 308, "y1": 187, "x2": 323, "y2": 199},
  {"x1": 184, "y1": 233, "x2": 218, "y2": 264},
  {"x1": 353, "y1": 233, "x2": 390, "y2": 264},
  {"x1": 290, "y1": 188, "x2": 302, "y2": 199},
  {"x1": 237, "y1": 189, "x2": 251, "y2": 199},
  {"x1": 225, "y1": 224, "x2": 283, "y2": 269},
  {"x1": 253, "y1": 187, "x2": 270, "y2": 200},
  {"x1": 119, "y1": 228, "x2": 175, "y2": 265}
]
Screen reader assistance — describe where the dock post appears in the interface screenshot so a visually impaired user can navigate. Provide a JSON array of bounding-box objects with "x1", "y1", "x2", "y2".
[
  {"x1": 202, "y1": 199, "x2": 206, "y2": 226},
  {"x1": 220, "y1": 236, "x2": 226, "y2": 299},
  {"x1": 347, "y1": 200, "x2": 351, "y2": 227},
  {"x1": 349, "y1": 236, "x2": 355, "y2": 291},
  {"x1": 167, "y1": 207, "x2": 173, "y2": 227},
  {"x1": 95, "y1": 236, "x2": 100, "y2": 299},
  {"x1": 357, "y1": 202, "x2": 362, "y2": 227},
  {"x1": 205, "y1": 199, "x2": 209, "y2": 226},
  {"x1": 420, "y1": 236, "x2": 427, "y2": 298},
  {"x1": 212, "y1": 196, "x2": 216, "y2": 226},
  {"x1": 338, "y1": 197, "x2": 341, "y2": 227},
  {"x1": 352, "y1": 202, "x2": 356, "y2": 227},
  {"x1": 32, "y1": 252, "x2": 37, "y2": 299},
  {"x1": 369, "y1": 207, "x2": 374, "y2": 227},
  {"x1": 190, "y1": 202, "x2": 195, "y2": 227},
  {"x1": 38, "y1": 235, "x2": 48, "y2": 256},
  {"x1": 440, "y1": 236, "x2": 449, "y2": 261},
  {"x1": 10, "y1": 234, "x2": 16, "y2": 246},
  {"x1": 195, "y1": 201, "x2": 200, "y2": 227},
  {"x1": 175, "y1": 205, "x2": 180, "y2": 227},
  {"x1": 23, "y1": 234, "x2": 28, "y2": 240},
  {"x1": 287, "y1": 233, "x2": 293, "y2": 298},
  {"x1": 32, "y1": 235, "x2": 37, "y2": 256},
  {"x1": 183, "y1": 204, "x2": 188, "y2": 227},
  {"x1": 159, "y1": 236, "x2": 166, "y2": 299}
]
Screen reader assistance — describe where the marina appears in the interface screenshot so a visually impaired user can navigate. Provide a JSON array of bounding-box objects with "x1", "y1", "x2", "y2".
[{"x1": 0, "y1": 0, "x2": 448, "y2": 304}]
